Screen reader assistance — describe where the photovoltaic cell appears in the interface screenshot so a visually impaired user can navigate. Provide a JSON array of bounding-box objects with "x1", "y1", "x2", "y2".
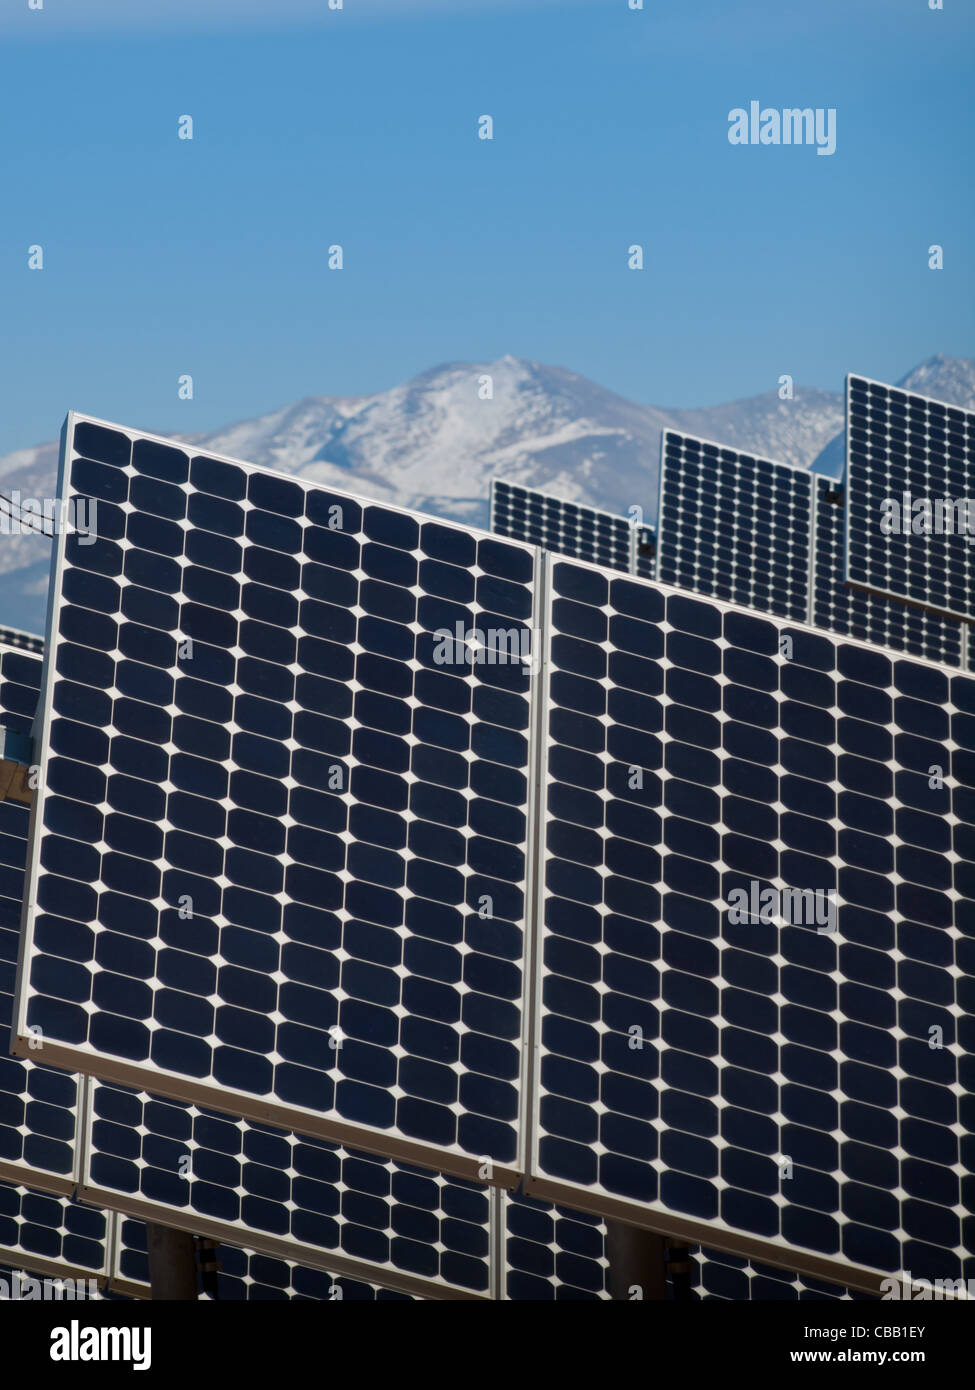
[
  {"x1": 812, "y1": 477, "x2": 966, "y2": 669},
  {"x1": 111, "y1": 1217, "x2": 417, "y2": 1301},
  {"x1": 656, "y1": 432, "x2": 812, "y2": 623},
  {"x1": 845, "y1": 375, "x2": 975, "y2": 623},
  {"x1": 531, "y1": 556, "x2": 975, "y2": 1293},
  {"x1": 0, "y1": 644, "x2": 82, "y2": 1195},
  {"x1": 491, "y1": 480, "x2": 633, "y2": 575},
  {"x1": 15, "y1": 414, "x2": 538, "y2": 1184},
  {"x1": 82, "y1": 1079, "x2": 494, "y2": 1298}
]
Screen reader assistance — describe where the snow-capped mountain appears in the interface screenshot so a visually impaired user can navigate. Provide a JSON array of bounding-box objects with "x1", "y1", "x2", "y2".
[{"x1": 0, "y1": 354, "x2": 971, "y2": 637}]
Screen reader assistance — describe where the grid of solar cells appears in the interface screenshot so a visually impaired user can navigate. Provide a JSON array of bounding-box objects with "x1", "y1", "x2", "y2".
[
  {"x1": 0, "y1": 644, "x2": 82, "y2": 1194},
  {"x1": 0, "y1": 1181, "x2": 108, "y2": 1283},
  {"x1": 845, "y1": 376, "x2": 975, "y2": 623},
  {"x1": 83, "y1": 1079, "x2": 493, "y2": 1298},
  {"x1": 16, "y1": 415, "x2": 538, "y2": 1182},
  {"x1": 656, "y1": 432, "x2": 812, "y2": 622},
  {"x1": 112, "y1": 1217, "x2": 416, "y2": 1301},
  {"x1": 690, "y1": 1247, "x2": 873, "y2": 1301},
  {"x1": 491, "y1": 480, "x2": 632, "y2": 574},
  {"x1": 503, "y1": 1189, "x2": 609, "y2": 1300},
  {"x1": 812, "y1": 477, "x2": 966, "y2": 669},
  {"x1": 0, "y1": 626, "x2": 44, "y2": 656},
  {"x1": 533, "y1": 557, "x2": 975, "y2": 1292}
]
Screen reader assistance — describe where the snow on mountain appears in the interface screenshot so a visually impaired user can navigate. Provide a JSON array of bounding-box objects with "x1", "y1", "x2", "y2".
[{"x1": 0, "y1": 354, "x2": 971, "y2": 637}]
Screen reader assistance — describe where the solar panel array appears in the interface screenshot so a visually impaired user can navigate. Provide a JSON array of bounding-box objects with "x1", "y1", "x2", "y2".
[
  {"x1": 812, "y1": 477, "x2": 966, "y2": 669},
  {"x1": 846, "y1": 375, "x2": 975, "y2": 623},
  {"x1": 491, "y1": 480, "x2": 634, "y2": 575},
  {"x1": 82, "y1": 1079, "x2": 495, "y2": 1298},
  {"x1": 656, "y1": 432, "x2": 813, "y2": 623},
  {"x1": 15, "y1": 414, "x2": 538, "y2": 1184},
  {"x1": 531, "y1": 556, "x2": 974, "y2": 1294},
  {"x1": 5, "y1": 404, "x2": 972, "y2": 1302},
  {"x1": 0, "y1": 1184, "x2": 109, "y2": 1287}
]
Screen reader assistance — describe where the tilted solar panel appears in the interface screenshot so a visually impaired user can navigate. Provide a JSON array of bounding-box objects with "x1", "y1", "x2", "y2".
[
  {"x1": 845, "y1": 376, "x2": 975, "y2": 623},
  {"x1": 82, "y1": 1079, "x2": 494, "y2": 1298},
  {"x1": 14, "y1": 414, "x2": 540, "y2": 1185},
  {"x1": 530, "y1": 556, "x2": 975, "y2": 1294},
  {"x1": 0, "y1": 627, "x2": 45, "y2": 657},
  {"x1": 656, "y1": 432, "x2": 813, "y2": 623},
  {"x1": 812, "y1": 477, "x2": 966, "y2": 669},
  {"x1": 491, "y1": 480, "x2": 633, "y2": 575}
]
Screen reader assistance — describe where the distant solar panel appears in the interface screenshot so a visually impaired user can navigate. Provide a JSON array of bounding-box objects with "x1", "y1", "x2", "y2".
[
  {"x1": 0, "y1": 644, "x2": 83, "y2": 1195},
  {"x1": 531, "y1": 556, "x2": 974, "y2": 1294},
  {"x1": 845, "y1": 375, "x2": 975, "y2": 623},
  {"x1": 82, "y1": 1079, "x2": 494, "y2": 1298},
  {"x1": 14, "y1": 415, "x2": 539, "y2": 1185},
  {"x1": 503, "y1": 1189, "x2": 609, "y2": 1300},
  {"x1": 0, "y1": 627, "x2": 44, "y2": 657},
  {"x1": 111, "y1": 1217, "x2": 417, "y2": 1301},
  {"x1": 656, "y1": 432, "x2": 813, "y2": 622},
  {"x1": 812, "y1": 477, "x2": 966, "y2": 668},
  {"x1": 491, "y1": 480, "x2": 633, "y2": 574}
]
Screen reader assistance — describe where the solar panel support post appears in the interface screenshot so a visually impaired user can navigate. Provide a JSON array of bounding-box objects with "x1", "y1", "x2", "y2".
[
  {"x1": 605, "y1": 1220, "x2": 668, "y2": 1301},
  {"x1": 146, "y1": 1224, "x2": 198, "y2": 1300}
]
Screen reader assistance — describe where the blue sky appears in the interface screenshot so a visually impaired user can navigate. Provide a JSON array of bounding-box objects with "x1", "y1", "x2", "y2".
[{"x1": 1, "y1": 0, "x2": 972, "y2": 452}]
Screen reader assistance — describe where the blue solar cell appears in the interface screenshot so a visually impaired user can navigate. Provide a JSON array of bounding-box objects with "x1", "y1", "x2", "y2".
[
  {"x1": 656, "y1": 432, "x2": 813, "y2": 623},
  {"x1": 532, "y1": 556, "x2": 975, "y2": 1292},
  {"x1": 845, "y1": 376, "x2": 975, "y2": 623}
]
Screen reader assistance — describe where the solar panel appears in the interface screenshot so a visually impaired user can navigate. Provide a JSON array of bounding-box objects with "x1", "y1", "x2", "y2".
[
  {"x1": 812, "y1": 477, "x2": 966, "y2": 669},
  {"x1": 0, "y1": 1180, "x2": 109, "y2": 1287},
  {"x1": 111, "y1": 1217, "x2": 417, "y2": 1301},
  {"x1": 82, "y1": 1078, "x2": 495, "y2": 1298},
  {"x1": 502, "y1": 1189, "x2": 609, "y2": 1299},
  {"x1": 0, "y1": 643, "x2": 83, "y2": 1195},
  {"x1": 15, "y1": 414, "x2": 539, "y2": 1185},
  {"x1": 656, "y1": 431, "x2": 813, "y2": 623},
  {"x1": 491, "y1": 480, "x2": 633, "y2": 575},
  {"x1": 531, "y1": 555, "x2": 974, "y2": 1294},
  {"x1": 845, "y1": 375, "x2": 975, "y2": 623}
]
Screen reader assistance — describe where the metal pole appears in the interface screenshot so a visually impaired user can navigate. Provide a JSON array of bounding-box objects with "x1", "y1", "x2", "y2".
[
  {"x1": 606, "y1": 1220, "x2": 668, "y2": 1301},
  {"x1": 146, "y1": 1224, "x2": 198, "y2": 1300}
]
